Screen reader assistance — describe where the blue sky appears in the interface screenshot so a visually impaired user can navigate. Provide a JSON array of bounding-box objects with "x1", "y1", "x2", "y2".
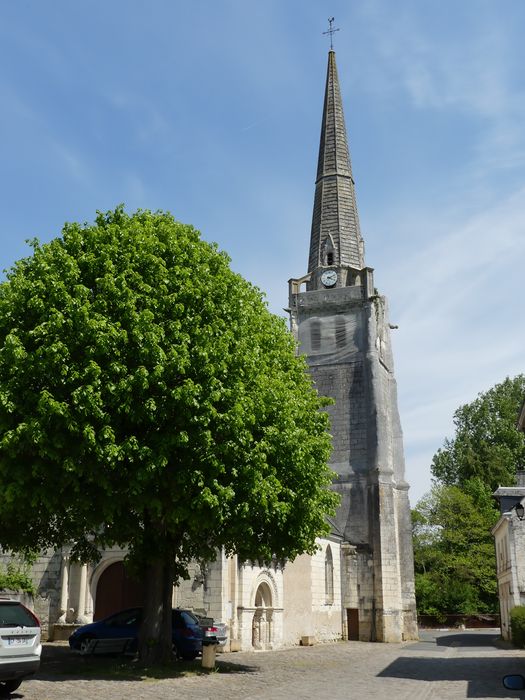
[{"x1": 2, "y1": 0, "x2": 525, "y2": 504}]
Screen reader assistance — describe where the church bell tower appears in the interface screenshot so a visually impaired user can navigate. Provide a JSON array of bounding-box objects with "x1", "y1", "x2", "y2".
[{"x1": 288, "y1": 48, "x2": 418, "y2": 642}]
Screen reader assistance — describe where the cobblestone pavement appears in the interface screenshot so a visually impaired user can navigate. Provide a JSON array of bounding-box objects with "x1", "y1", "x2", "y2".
[{"x1": 12, "y1": 629, "x2": 525, "y2": 700}]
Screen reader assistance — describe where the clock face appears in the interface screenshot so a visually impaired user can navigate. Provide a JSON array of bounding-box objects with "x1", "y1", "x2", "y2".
[{"x1": 321, "y1": 269, "x2": 337, "y2": 287}]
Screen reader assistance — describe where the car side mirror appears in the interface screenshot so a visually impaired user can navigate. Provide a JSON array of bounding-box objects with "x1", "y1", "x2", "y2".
[{"x1": 503, "y1": 675, "x2": 525, "y2": 690}]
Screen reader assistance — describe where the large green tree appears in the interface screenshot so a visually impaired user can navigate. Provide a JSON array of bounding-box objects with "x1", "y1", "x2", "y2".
[
  {"x1": 413, "y1": 374, "x2": 525, "y2": 618},
  {"x1": 0, "y1": 207, "x2": 338, "y2": 663},
  {"x1": 412, "y1": 479, "x2": 499, "y2": 617},
  {"x1": 431, "y1": 375, "x2": 525, "y2": 490}
]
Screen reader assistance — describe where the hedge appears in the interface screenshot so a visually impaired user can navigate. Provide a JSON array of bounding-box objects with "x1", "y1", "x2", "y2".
[{"x1": 510, "y1": 605, "x2": 525, "y2": 647}]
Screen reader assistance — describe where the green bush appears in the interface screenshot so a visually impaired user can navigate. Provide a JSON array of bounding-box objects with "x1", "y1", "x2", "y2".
[
  {"x1": 510, "y1": 605, "x2": 525, "y2": 647},
  {"x1": 0, "y1": 560, "x2": 35, "y2": 595}
]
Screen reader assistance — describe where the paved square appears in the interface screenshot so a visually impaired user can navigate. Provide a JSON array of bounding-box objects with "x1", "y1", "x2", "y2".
[{"x1": 16, "y1": 630, "x2": 525, "y2": 699}]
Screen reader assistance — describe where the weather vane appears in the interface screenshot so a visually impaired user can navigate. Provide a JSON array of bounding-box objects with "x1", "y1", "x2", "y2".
[{"x1": 323, "y1": 17, "x2": 340, "y2": 50}]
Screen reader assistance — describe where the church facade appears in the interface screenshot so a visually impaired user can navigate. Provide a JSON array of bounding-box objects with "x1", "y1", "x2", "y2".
[{"x1": 3, "y1": 49, "x2": 417, "y2": 648}]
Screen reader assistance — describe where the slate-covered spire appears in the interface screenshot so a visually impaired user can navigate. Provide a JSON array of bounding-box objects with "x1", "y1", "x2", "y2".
[{"x1": 308, "y1": 50, "x2": 365, "y2": 276}]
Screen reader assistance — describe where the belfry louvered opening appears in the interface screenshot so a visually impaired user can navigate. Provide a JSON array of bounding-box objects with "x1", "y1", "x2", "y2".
[
  {"x1": 335, "y1": 316, "x2": 346, "y2": 349},
  {"x1": 310, "y1": 319, "x2": 322, "y2": 351}
]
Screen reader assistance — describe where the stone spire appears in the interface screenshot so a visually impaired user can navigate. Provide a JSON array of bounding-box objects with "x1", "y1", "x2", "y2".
[{"x1": 308, "y1": 50, "x2": 365, "y2": 278}]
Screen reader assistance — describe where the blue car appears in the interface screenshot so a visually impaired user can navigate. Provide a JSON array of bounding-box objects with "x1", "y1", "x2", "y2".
[{"x1": 68, "y1": 607, "x2": 203, "y2": 660}]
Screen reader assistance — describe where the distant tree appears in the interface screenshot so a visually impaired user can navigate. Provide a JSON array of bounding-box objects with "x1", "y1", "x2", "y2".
[
  {"x1": 0, "y1": 207, "x2": 338, "y2": 664},
  {"x1": 412, "y1": 479, "x2": 499, "y2": 617},
  {"x1": 431, "y1": 375, "x2": 525, "y2": 491},
  {"x1": 414, "y1": 375, "x2": 525, "y2": 618}
]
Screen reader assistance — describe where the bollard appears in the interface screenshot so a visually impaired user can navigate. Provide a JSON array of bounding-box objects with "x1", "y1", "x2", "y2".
[{"x1": 201, "y1": 642, "x2": 217, "y2": 669}]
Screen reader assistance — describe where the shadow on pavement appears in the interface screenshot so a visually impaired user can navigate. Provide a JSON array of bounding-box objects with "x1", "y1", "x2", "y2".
[
  {"x1": 411, "y1": 629, "x2": 503, "y2": 650},
  {"x1": 435, "y1": 632, "x2": 501, "y2": 648},
  {"x1": 378, "y1": 656, "x2": 525, "y2": 698},
  {"x1": 26, "y1": 643, "x2": 259, "y2": 684}
]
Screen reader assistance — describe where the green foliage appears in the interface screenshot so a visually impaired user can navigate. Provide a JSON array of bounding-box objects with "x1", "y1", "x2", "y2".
[
  {"x1": 0, "y1": 557, "x2": 36, "y2": 595},
  {"x1": 0, "y1": 207, "x2": 337, "y2": 577},
  {"x1": 417, "y1": 375, "x2": 525, "y2": 618},
  {"x1": 510, "y1": 606, "x2": 525, "y2": 647},
  {"x1": 431, "y1": 375, "x2": 525, "y2": 491},
  {"x1": 412, "y1": 479, "x2": 499, "y2": 616}
]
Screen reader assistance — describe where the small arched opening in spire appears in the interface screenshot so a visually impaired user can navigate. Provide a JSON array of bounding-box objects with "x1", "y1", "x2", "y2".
[{"x1": 321, "y1": 235, "x2": 336, "y2": 267}]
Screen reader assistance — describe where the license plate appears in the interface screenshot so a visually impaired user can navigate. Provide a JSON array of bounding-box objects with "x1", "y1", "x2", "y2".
[{"x1": 6, "y1": 637, "x2": 30, "y2": 646}]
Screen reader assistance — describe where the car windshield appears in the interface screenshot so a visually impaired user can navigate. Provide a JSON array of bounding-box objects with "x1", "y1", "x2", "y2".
[{"x1": 0, "y1": 602, "x2": 38, "y2": 628}]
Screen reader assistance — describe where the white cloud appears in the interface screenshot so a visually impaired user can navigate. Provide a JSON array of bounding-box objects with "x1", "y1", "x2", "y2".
[
  {"x1": 358, "y1": 3, "x2": 509, "y2": 114},
  {"x1": 385, "y1": 184, "x2": 525, "y2": 502},
  {"x1": 354, "y1": 1, "x2": 525, "y2": 187}
]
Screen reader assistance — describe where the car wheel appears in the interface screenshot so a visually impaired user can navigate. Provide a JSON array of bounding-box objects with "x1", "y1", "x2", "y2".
[
  {"x1": 0, "y1": 679, "x2": 23, "y2": 694},
  {"x1": 79, "y1": 635, "x2": 95, "y2": 655},
  {"x1": 180, "y1": 651, "x2": 198, "y2": 661}
]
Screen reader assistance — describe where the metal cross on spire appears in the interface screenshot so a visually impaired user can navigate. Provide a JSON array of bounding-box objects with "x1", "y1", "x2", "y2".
[{"x1": 323, "y1": 17, "x2": 340, "y2": 50}]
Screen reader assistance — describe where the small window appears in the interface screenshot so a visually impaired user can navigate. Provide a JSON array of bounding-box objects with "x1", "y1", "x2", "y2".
[
  {"x1": 326, "y1": 252, "x2": 334, "y2": 266},
  {"x1": 325, "y1": 546, "x2": 334, "y2": 605}
]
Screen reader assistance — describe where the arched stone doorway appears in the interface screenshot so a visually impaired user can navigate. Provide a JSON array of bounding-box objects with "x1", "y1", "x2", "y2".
[
  {"x1": 252, "y1": 581, "x2": 274, "y2": 649},
  {"x1": 93, "y1": 560, "x2": 145, "y2": 621}
]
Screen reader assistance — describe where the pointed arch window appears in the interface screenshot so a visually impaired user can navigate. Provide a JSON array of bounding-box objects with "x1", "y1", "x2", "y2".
[{"x1": 325, "y1": 545, "x2": 334, "y2": 605}]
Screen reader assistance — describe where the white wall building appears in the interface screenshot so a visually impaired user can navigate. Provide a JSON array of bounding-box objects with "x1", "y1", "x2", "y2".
[{"x1": 492, "y1": 474, "x2": 525, "y2": 640}]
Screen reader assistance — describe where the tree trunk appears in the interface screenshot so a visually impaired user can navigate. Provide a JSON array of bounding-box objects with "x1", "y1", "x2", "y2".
[{"x1": 137, "y1": 555, "x2": 174, "y2": 665}]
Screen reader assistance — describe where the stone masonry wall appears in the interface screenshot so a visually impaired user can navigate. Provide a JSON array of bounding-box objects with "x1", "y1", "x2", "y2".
[
  {"x1": 0, "y1": 550, "x2": 61, "y2": 640},
  {"x1": 290, "y1": 283, "x2": 417, "y2": 643}
]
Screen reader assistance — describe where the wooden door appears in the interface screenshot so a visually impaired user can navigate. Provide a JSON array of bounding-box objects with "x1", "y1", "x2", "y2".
[
  {"x1": 347, "y1": 608, "x2": 359, "y2": 641},
  {"x1": 94, "y1": 561, "x2": 145, "y2": 620}
]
